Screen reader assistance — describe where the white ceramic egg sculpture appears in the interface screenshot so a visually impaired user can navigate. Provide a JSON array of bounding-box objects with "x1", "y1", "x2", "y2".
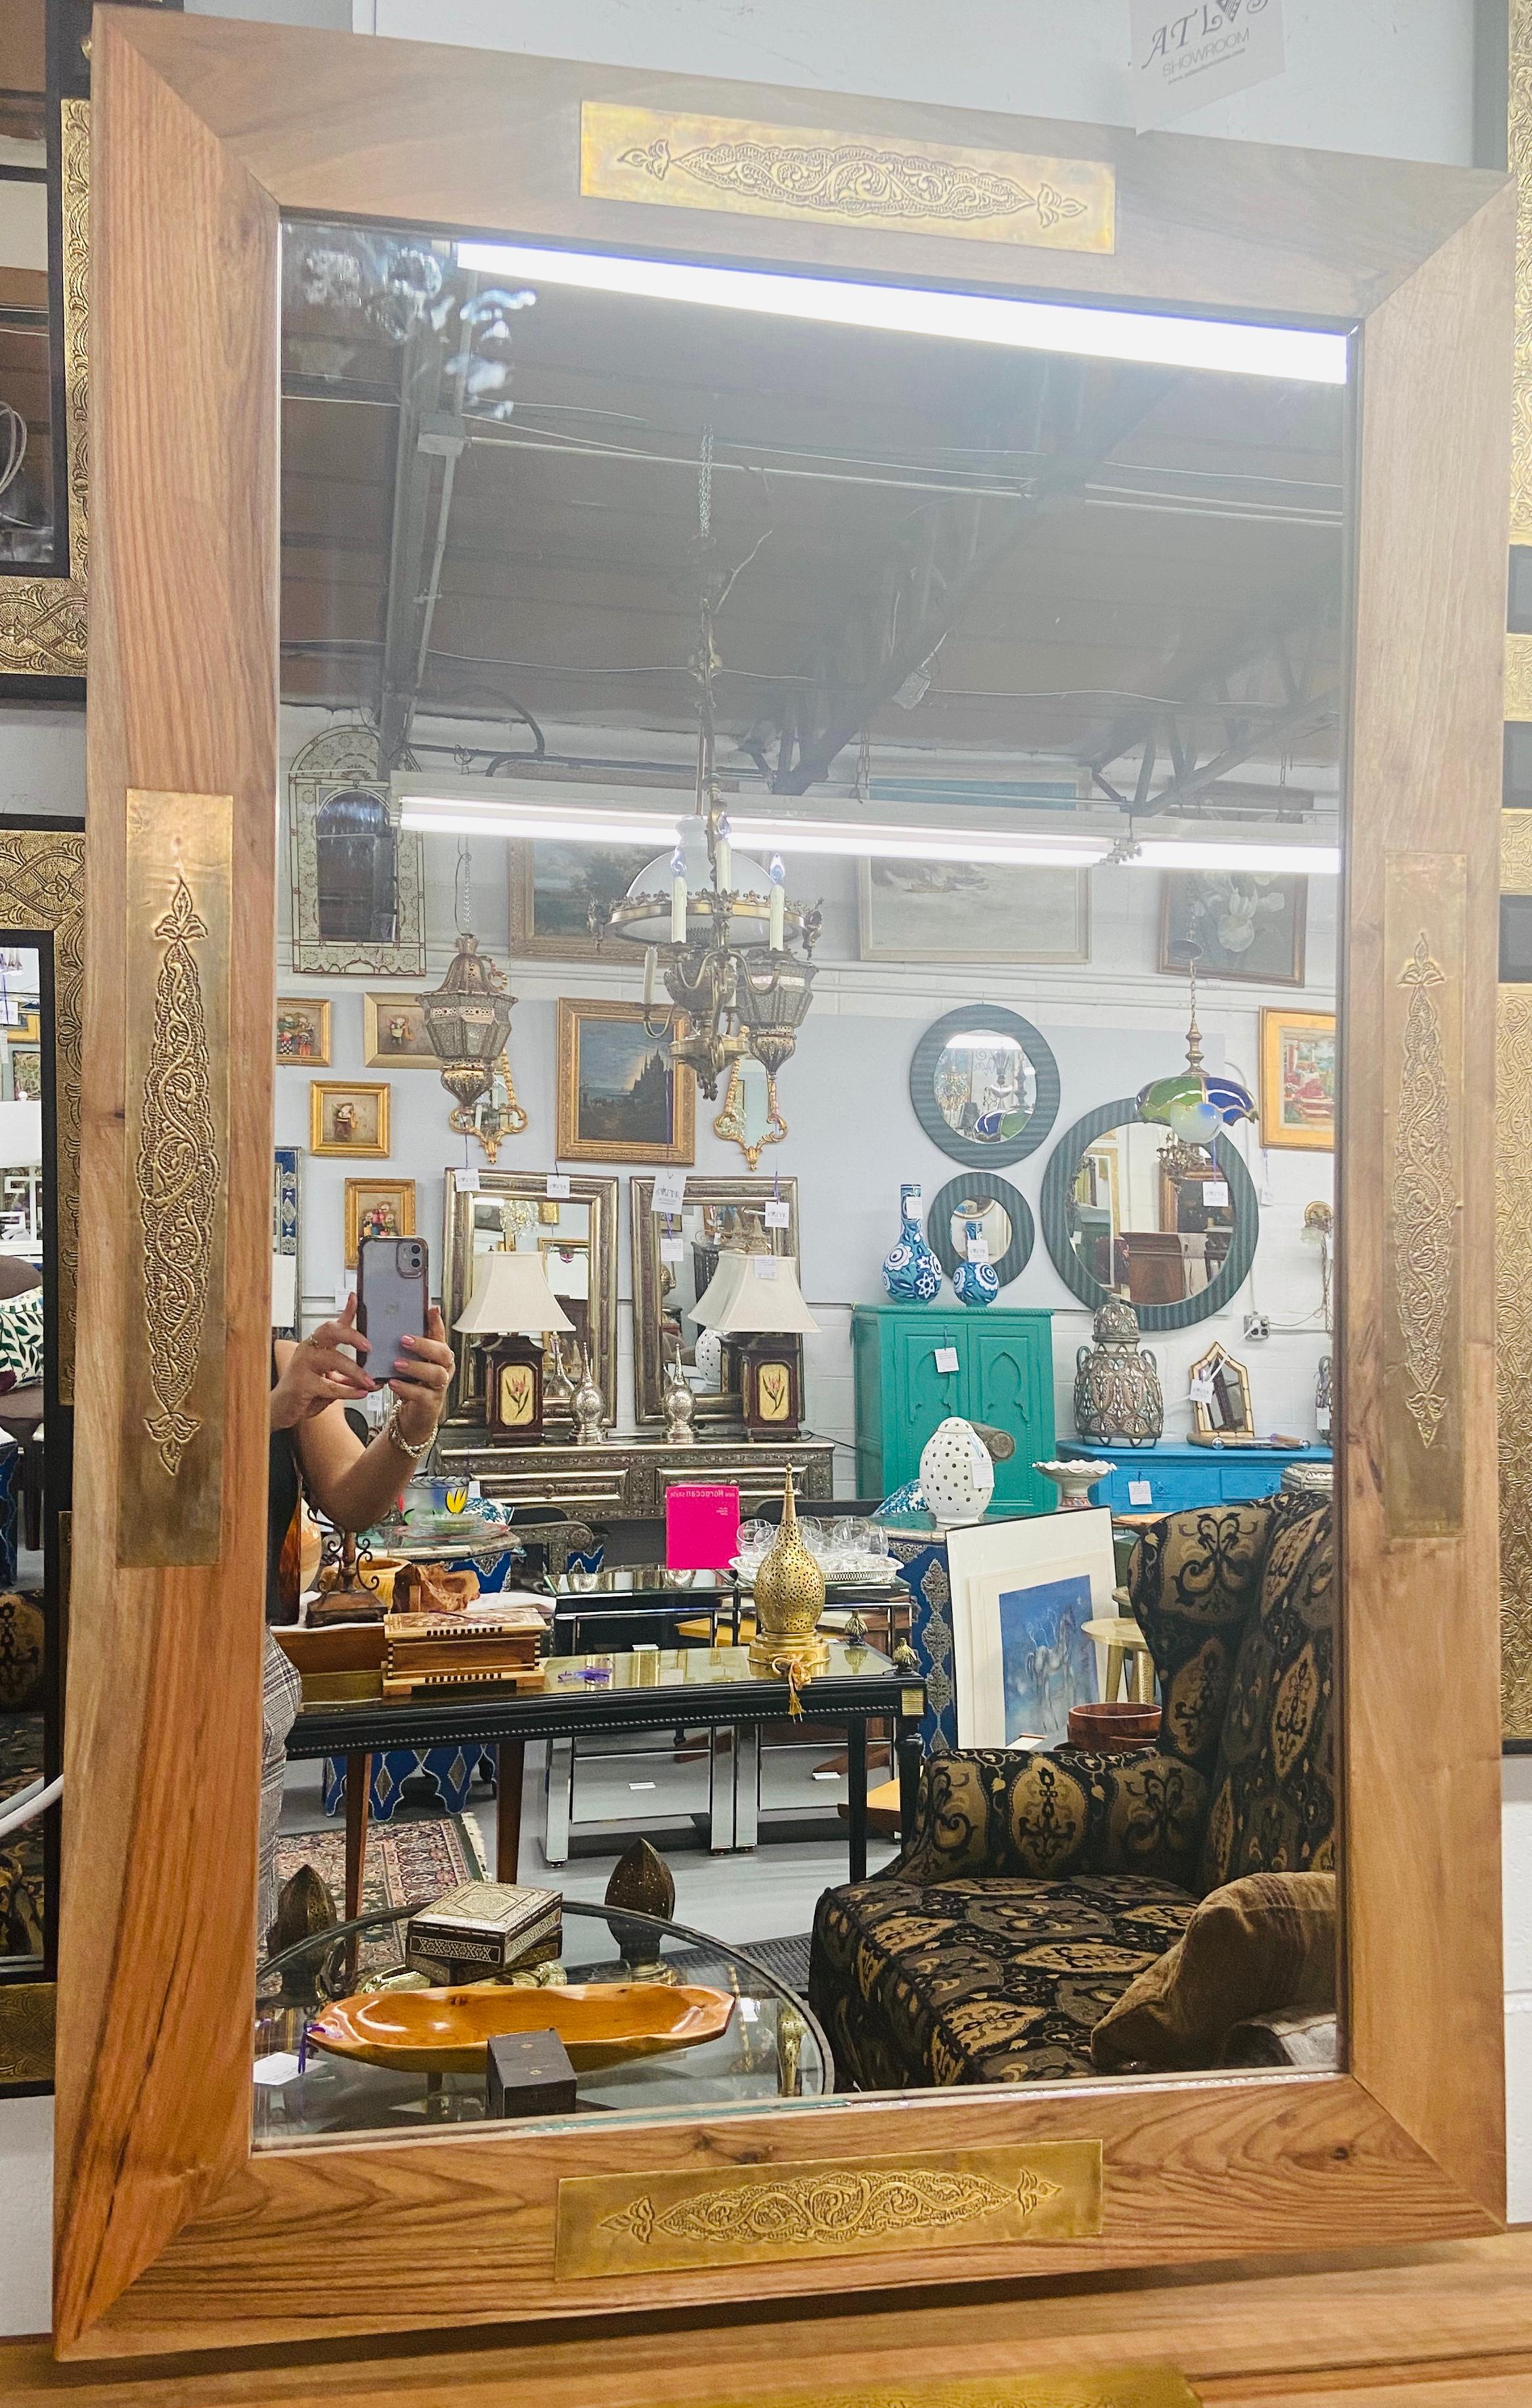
[{"x1": 918, "y1": 1416, "x2": 995, "y2": 1527}]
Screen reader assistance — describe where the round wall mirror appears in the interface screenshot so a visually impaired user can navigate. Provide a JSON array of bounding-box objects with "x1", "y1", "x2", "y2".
[
  {"x1": 926, "y1": 1173, "x2": 1034, "y2": 1290},
  {"x1": 1040, "y1": 1096, "x2": 1259, "y2": 1330},
  {"x1": 909, "y1": 1005, "x2": 1060, "y2": 1169}
]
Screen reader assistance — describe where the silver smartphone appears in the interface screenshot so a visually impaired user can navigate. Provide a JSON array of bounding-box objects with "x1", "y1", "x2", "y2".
[{"x1": 355, "y1": 1235, "x2": 429, "y2": 1386}]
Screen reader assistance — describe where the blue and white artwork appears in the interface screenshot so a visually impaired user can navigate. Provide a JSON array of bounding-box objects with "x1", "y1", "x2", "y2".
[{"x1": 997, "y1": 1572, "x2": 1098, "y2": 1745}]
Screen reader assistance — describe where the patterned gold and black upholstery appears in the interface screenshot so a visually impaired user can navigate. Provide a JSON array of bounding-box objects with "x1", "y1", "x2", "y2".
[{"x1": 808, "y1": 1495, "x2": 1333, "y2": 2090}]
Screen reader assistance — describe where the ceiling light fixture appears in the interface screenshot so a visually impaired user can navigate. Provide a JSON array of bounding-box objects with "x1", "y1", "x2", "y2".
[{"x1": 456, "y1": 240, "x2": 1350, "y2": 387}]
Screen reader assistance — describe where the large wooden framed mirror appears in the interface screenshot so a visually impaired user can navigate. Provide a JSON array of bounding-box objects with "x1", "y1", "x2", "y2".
[{"x1": 56, "y1": 7, "x2": 1509, "y2": 2365}]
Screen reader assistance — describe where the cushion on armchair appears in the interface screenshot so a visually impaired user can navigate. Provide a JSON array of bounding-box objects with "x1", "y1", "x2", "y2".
[
  {"x1": 1089, "y1": 1870, "x2": 1336, "y2": 2071},
  {"x1": 1130, "y1": 1504, "x2": 1271, "y2": 1776},
  {"x1": 896, "y1": 1743, "x2": 1209, "y2": 1893}
]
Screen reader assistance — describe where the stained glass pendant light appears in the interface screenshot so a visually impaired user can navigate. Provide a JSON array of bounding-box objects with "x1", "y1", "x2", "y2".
[{"x1": 1136, "y1": 952, "x2": 1254, "y2": 1145}]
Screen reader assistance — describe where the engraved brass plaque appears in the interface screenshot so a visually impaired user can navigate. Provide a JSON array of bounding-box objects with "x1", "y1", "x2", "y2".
[
  {"x1": 1382, "y1": 852, "x2": 1465, "y2": 1540},
  {"x1": 580, "y1": 104, "x2": 1115, "y2": 254},
  {"x1": 119, "y1": 792, "x2": 232, "y2": 1567},
  {"x1": 556, "y1": 2142, "x2": 1101, "y2": 2280},
  {"x1": 0, "y1": 1981, "x2": 55, "y2": 2087},
  {"x1": 700, "y1": 2375, "x2": 1199, "y2": 2408}
]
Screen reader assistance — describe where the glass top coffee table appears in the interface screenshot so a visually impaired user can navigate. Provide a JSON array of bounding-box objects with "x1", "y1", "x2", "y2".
[{"x1": 253, "y1": 1898, "x2": 831, "y2": 2145}]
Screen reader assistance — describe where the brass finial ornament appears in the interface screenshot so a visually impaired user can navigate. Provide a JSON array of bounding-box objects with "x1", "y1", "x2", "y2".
[{"x1": 749, "y1": 1466, "x2": 828, "y2": 1679}]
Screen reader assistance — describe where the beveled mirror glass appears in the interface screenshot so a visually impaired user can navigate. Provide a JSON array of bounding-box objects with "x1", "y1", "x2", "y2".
[
  {"x1": 441, "y1": 1168, "x2": 617, "y2": 1432},
  {"x1": 630, "y1": 1173, "x2": 799, "y2": 1424}
]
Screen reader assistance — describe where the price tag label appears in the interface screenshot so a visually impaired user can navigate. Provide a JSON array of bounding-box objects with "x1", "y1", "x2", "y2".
[
  {"x1": 1189, "y1": 1372, "x2": 1216, "y2": 1404},
  {"x1": 659, "y1": 1236, "x2": 684, "y2": 1263},
  {"x1": 751, "y1": 1256, "x2": 778, "y2": 1282},
  {"x1": 965, "y1": 1234, "x2": 990, "y2": 1262},
  {"x1": 651, "y1": 1169, "x2": 687, "y2": 1214},
  {"x1": 1317, "y1": 1409, "x2": 1332, "y2": 1435},
  {"x1": 456, "y1": 1165, "x2": 480, "y2": 1192},
  {"x1": 1127, "y1": 1478, "x2": 1154, "y2": 1507},
  {"x1": 764, "y1": 1197, "x2": 790, "y2": 1229},
  {"x1": 336, "y1": 1283, "x2": 355, "y2": 1313},
  {"x1": 1203, "y1": 1179, "x2": 1229, "y2": 1206},
  {"x1": 546, "y1": 1172, "x2": 571, "y2": 1200},
  {"x1": 934, "y1": 1346, "x2": 960, "y2": 1374}
]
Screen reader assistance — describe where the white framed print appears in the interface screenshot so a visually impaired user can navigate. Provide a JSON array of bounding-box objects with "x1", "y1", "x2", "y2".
[{"x1": 946, "y1": 1507, "x2": 1115, "y2": 1747}]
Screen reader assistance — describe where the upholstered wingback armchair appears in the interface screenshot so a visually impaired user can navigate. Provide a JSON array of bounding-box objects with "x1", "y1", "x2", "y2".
[{"x1": 808, "y1": 1489, "x2": 1333, "y2": 2090}]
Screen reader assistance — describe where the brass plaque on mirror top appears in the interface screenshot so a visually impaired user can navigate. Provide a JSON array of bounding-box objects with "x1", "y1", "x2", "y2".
[
  {"x1": 580, "y1": 104, "x2": 1115, "y2": 253},
  {"x1": 556, "y1": 2142, "x2": 1101, "y2": 2280},
  {"x1": 119, "y1": 792, "x2": 231, "y2": 1567},
  {"x1": 696, "y1": 2375, "x2": 1199, "y2": 2408},
  {"x1": 1382, "y1": 852, "x2": 1465, "y2": 1541}
]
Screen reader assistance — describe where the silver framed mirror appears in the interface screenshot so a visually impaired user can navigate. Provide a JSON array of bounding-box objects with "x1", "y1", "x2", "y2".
[
  {"x1": 442, "y1": 1167, "x2": 618, "y2": 1432},
  {"x1": 630, "y1": 1173, "x2": 799, "y2": 1426}
]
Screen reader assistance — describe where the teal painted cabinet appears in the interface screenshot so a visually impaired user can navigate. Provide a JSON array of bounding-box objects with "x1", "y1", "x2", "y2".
[{"x1": 851, "y1": 1304, "x2": 1057, "y2": 1513}]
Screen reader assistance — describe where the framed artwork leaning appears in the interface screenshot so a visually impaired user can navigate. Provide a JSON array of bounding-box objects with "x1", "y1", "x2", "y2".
[
  {"x1": 556, "y1": 998, "x2": 694, "y2": 1165},
  {"x1": 946, "y1": 1508, "x2": 1114, "y2": 1747},
  {"x1": 362, "y1": 992, "x2": 435, "y2": 1068},
  {"x1": 310, "y1": 1080, "x2": 390, "y2": 1158},
  {"x1": 275, "y1": 997, "x2": 330, "y2": 1064},
  {"x1": 1260, "y1": 1007, "x2": 1337, "y2": 1150},
  {"x1": 343, "y1": 1176, "x2": 416, "y2": 1267},
  {"x1": 1160, "y1": 870, "x2": 1307, "y2": 984}
]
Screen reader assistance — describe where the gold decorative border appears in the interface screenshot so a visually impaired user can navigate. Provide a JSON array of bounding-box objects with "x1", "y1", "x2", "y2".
[
  {"x1": 556, "y1": 2143, "x2": 1101, "y2": 2279},
  {"x1": 1514, "y1": 0, "x2": 1532, "y2": 542},
  {"x1": 1500, "y1": 989, "x2": 1532, "y2": 1734},
  {"x1": 0, "y1": 97, "x2": 89, "y2": 680},
  {"x1": 0, "y1": 1981, "x2": 55, "y2": 2090},
  {"x1": 580, "y1": 104, "x2": 1114, "y2": 253},
  {"x1": 0, "y1": 829, "x2": 83, "y2": 1400},
  {"x1": 1382, "y1": 854, "x2": 1465, "y2": 1539},
  {"x1": 118, "y1": 792, "x2": 231, "y2": 1566}
]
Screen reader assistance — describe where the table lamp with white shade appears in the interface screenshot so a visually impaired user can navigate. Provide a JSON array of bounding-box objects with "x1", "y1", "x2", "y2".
[
  {"x1": 692, "y1": 1249, "x2": 818, "y2": 1437},
  {"x1": 454, "y1": 1248, "x2": 574, "y2": 1445}
]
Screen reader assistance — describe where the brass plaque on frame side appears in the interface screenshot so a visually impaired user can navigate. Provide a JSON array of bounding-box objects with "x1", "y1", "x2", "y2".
[
  {"x1": 1499, "y1": 986, "x2": 1532, "y2": 1734},
  {"x1": 556, "y1": 2142, "x2": 1102, "y2": 2281},
  {"x1": 1382, "y1": 852, "x2": 1465, "y2": 1540},
  {"x1": 1511, "y1": 0, "x2": 1532, "y2": 542},
  {"x1": 580, "y1": 104, "x2": 1115, "y2": 255},
  {"x1": 1504, "y1": 806, "x2": 1532, "y2": 895},
  {"x1": 700, "y1": 2375, "x2": 1199, "y2": 2408},
  {"x1": 118, "y1": 792, "x2": 232, "y2": 1567},
  {"x1": 0, "y1": 1981, "x2": 55, "y2": 2087}
]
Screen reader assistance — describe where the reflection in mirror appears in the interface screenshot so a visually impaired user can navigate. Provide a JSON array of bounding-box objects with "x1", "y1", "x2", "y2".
[
  {"x1": 0, "y1": 944, "x2": 48, "y2": 1994},
  {"x1": 259, "y1": 203, "x2": 1344, "y2": 2134},
  {"x1": 0, "y1": 1, "x2": 56, "y2": 572}
]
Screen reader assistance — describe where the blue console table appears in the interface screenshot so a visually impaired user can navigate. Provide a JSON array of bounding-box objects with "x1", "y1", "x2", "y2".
[{"x1": 1069, "y1": 1439, "x2": 1332, "y2": 1514}]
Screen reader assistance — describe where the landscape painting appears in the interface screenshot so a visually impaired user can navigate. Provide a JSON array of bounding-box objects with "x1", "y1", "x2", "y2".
[
  {"x1": 556, "y1": 999, "x2": 694, "y2": 1165},
  {"x1": 509, "y1": 839, "x2": 657, "y2": 961},
  {"x1": 858, "y1": 859, "x2": 1089, "y2": 962}
]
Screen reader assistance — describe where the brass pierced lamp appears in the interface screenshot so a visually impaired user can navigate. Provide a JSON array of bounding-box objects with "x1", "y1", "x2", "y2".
[
  {"x1": 693, "y1": 1250, "x2": 818, "y2": 1439},
  {"x1": 454, "y1": 1249, "x2": 573, "y2": 1447},
  {"x1": 420, "y1": 933, "x2": 515, "y2": 1111}
]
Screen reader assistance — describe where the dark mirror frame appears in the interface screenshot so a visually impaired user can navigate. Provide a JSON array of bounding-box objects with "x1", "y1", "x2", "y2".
[
  {"x1": 925, "y1": 1170, "x2": 1034, "y2": 1290},
  {"x1": 907, "y1": 1003, "x2": 1061, "y2": 1170},
  {"x1": 1039, "y1": 1093, "x2": 1260, "y2": 1331}
]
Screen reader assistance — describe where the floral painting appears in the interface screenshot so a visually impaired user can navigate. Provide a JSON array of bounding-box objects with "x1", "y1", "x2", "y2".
[{"x1": 1160, "y1": 871, "x2": 1307, "y2": 984}]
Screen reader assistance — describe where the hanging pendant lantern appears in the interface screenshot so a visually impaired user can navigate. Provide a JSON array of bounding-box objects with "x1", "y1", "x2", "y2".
[
  {"x1": 420, "y1": 932, "x2": 515, "y2": 1110},
  {"x1": 1137, "y1": 952, "x2": 1254, "y2": 1143}
]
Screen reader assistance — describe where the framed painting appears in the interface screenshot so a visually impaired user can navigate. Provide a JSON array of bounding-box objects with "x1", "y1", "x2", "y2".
[
  {"x1": 274, "y1": 997, "x2": 330, "y2": 1066},
  {"x1": 1259, "y1": 1007, "x2": 1337, "y2": 1150},
  {"x1": 508, "y1": 837, "x2": 657, "y2": 961},
  {"x1": 858, "y1": 859, "x2": 1089, "y2": 962},
  {"x1": 556, "y1": 998, "x2": 694, "y2": 1166},
  {"x1": 343, "y1": 1176, "x2": 415, "y2": 1268},
  {"x1": 309, "y1": 1080, "x2": 389, "y2": 1158},
  {"x1": 362, "y1": 992, "x2": 434, "y2": 1068},
  {"x1": 946, "y1": 1510, "x2": 1113, "y2": 1747},
  {"x1": 1160, "y1": 870, "x2": 1307, "y2": 984}
]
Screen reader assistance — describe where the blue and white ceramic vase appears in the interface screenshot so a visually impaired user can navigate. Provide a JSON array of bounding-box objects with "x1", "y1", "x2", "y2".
[
  {"x1": 882, "y1": 1183, "x2": 942, "y2": 1303},
  {"x1": 952, "y1": 1216, "x2": 1000, "y2": 1309}
]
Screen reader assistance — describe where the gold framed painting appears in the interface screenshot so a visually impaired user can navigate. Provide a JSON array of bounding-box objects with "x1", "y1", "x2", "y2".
[
  {"x1": 1259, "y1": 1008, "x2": 1336, "y2": 1151},
  {"x1": 362, "y1": 991, "x2": 435, "y2": 1068},
  {"x1": 508, "y1": 836, "x2": 658, "y2": 962},
  {"x1": 343, "y1": 1176, "x2": 416, "y2": 1267},
  {"x1": 275, "y1": 996, "x2": 330, "y2": 1066},
  {"x1": 556, "y1": 998, "x2": 694, "y2": 1165},
  {"x1": 309, "y1": 1079, "x2": 390, "y2": 1158}
]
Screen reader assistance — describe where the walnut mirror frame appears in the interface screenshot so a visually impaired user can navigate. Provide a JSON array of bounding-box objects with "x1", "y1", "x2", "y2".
[
  {"x1": 59, "y1": 7, "x2": 1509, "y2": 2364},
  {"x1": 630, "y1": 1172, "x2": 800, "y2": 1427},
  {"x1": 441, "y1": 1166, "x2": 619, "y2": 1434}
]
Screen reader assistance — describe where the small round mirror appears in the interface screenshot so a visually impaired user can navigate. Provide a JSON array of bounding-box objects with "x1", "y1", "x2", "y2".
[
  {"x1": 927, "y1": 1173, "x2": 1034, "y2": 1289},
  {"x1": 910, "y1": 1006, "x2": 1059, "y2": 1168}
]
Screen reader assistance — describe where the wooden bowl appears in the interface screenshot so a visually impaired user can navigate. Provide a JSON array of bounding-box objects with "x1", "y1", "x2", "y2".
[
  {"x1": 1067, "y1": 1701, "x2": 1160, "y2": 1753},
  {"x1": 306, "y1": 1981, "x2": 735, "y2": 2076}
]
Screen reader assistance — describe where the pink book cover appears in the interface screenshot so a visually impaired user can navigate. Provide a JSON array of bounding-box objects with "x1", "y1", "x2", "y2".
[{"x1": 665, "y1": 1484, "x2": 741, "y2": 1572}]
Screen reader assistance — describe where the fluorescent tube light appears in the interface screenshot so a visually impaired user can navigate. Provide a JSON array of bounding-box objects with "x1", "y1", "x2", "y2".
[
  {"x1": 1133, "y1": 839, "x2": 1340, "y2": 875},
  {"x1": 458, "y1": 240, "x2": 1349, "y2": 386}
]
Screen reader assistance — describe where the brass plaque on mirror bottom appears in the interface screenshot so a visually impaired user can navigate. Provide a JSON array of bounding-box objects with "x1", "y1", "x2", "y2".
[
  {"x1": 556, "y1": 2142, "x2": 1101, "y2": 2280},
  {"x1": 699, "y1": 2375, "x2": 1199, "y2": 2408},
  {"x1": 580, "y1": 104, "x2": 1115, "y2": 254},
  {"x1": 119, "y1": 791, "x2": 232, "y2": 1567},
  {"x1": 1382, "y1": 852, "x2": 1465, "y2": 1539}
]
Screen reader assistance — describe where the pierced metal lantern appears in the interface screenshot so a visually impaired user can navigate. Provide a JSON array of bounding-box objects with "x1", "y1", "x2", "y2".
[{"x1": 419, "y1": 933, "x2": 515, "y2": 1111}]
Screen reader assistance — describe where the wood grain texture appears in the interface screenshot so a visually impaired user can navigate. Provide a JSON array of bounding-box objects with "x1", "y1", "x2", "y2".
[
  {"x1": 53, "y1": 2, "x2": 1516, "y2": 2365},
  {"x1": 1343, "y1": 189, "x2": 1516, "y2": 2217},
  {"x1": 98, "y1": 8, "x2": 1500, "y2": 322},
  {"x1": 55, "y1": 11, "x2": 280, "y2": 2355}
]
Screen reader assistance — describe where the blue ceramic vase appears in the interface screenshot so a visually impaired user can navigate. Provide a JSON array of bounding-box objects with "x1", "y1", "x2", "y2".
[
  {"x1": 952, "y1": 1216, "x2": 1000, "y2": 1309},
  {"x1": 881, "y1": 1184, "x2": 942, "y2": 1302}
]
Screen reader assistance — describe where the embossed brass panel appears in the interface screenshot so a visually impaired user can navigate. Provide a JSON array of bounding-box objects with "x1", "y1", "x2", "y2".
[
  {"x1": 556, "y1": 2143, "x2": 1101, "y2": 2279},
  {"x1": 0, "y1": 1981, "x2": 55, "y2": 2088},
  {"x1": 1514, "y1": 0, "x2": 1532, "y2": 542},
  {"x1": 1501, "y1": 820, "x2": 1532, "y2": 1732},
  {"x1": 119, "y1": 793, "x2": 231, "y2": 1566},
  {"x1": 0, "y1": 98, "x2": 89, "y2": 680},
  {"x1": 580, "y1": 104, "x2": 1114, "y2": 253},
  {"x1": 700, "y1": 2376, "x2": 1200, "y2": 2408},
  {"x1": 1382, "y1": 854, "x2": 1464, "y2": 1540}
]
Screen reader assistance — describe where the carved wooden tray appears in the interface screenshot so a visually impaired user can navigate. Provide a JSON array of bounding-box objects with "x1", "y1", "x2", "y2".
[{"x1": 307, "y1": 1981, "x2": 735, "y2": 2076}]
